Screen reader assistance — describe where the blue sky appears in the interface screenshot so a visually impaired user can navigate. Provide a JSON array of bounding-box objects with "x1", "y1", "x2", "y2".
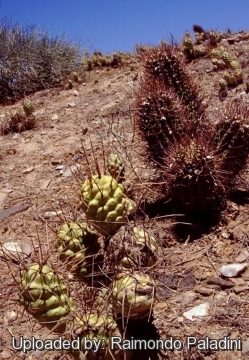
[{"x1": 2, "y1": 1, "x2": 249, "y2": 54}]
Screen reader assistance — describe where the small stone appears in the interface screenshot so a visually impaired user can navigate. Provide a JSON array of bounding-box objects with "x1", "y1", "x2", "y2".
[
  {"x1": 236, "y1": 249, "x2": 249, "y2": 263},
  {"x1": 207, "y1": 277, "x2": 234, "y2": 288},
  {"x1": 43, "y1": 210, "x2": 62, "y2": 218},
  {"x1": 73, "y1": 90, "x2": 79, "y2": 96},
  {"x1": 23, "y1": 166, "x2": 34, "y2": 174},
  {"x1": 195, "y1": 286, "x2": 214, "y2": 296},
  {"x1": 220, "y1": 263, "x2": 248, "y2": 278},
  {"x1": 0, "y1": 241, "x2": 21, "y2": 255},
  {"x1": 0, "y1": 241, "x2": 32, "y2": 260},
  {"x1": 4, "y1": 310, "x2": 17, "y2": 324},
  {"x1": 234, "y1": 286, "x2": 249, "y2": 294},
  {"x1": 55, "y1": 165, "x2": 64, "y2": 170},
  {"x1": 221, "y1": 231, "x2": 230, "y2": 239},
  {"x1": 62, "y1": 165, "x2": 79, "y2": 177},
  {"x1": 183, "y1": 302, "x2": 210, "y2": 322},
  {"x1": 51, "y1": 114, "x2": 59, "y2": 120},
  {"x1": 178, "y1": 271, "x2": 195, "y2": 290},
  {"x1": 228, "y1": 277, "x2": 246, "y2": 286},
  {"x1": 68, "y1": 102, "x2": 76, "y2": 108},
  {"x1": 158, "y1": 274, "x2": 178, "y2": 289}
]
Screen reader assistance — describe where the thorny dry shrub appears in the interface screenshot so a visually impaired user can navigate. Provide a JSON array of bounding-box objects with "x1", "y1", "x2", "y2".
[{"x1": 0, "y1": 17, "x2": 83, "y2": 104}]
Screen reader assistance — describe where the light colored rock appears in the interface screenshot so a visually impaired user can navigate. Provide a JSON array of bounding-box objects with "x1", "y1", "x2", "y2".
[
  {"x1": 62, "y1": 165, "x2": 79, "y2": 177},
  {"x1": 4, "y1": 310, "x2": 17, "y2": 324},
  {"x1": 0, "y1": 241, "x2": 22, "y2": 254},
  {"x1": 0, "y1": 241, "x2": 32, "y2": 260},
  {"x1": 183, "y1": 302, "x2": 210, "y2": 322},
  {"x1": 73, "y1": 90, "x2": 79, "y2": 96},
  {"x1": 55, "y1": 165, "x2": 64, "y2": 170},
  {"x1": 221, "y1": 231, "x2": 230, "y2": 239},
  {"x1": 220, "y1": 263, "x2": 248, "y2": 278},
  {"x1": 68, "y1": 102, "x2": 76, "y2": 108},
  {"x1": 43, "y1": 210, "x2": 62, "y2": 218},
  {"x1": 22, "y1": 166, "x2": 34, "y2": 174},
  {"x1": 51, "y1": 114, "x2": 59, "y2": 120}
]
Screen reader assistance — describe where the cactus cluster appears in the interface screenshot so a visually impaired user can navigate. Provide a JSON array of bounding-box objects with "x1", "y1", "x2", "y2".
[
  {"x1": 209, "y1": 47, "x2": 243, "y2": 88},
  {"x1": 15, "y1": 29, "x2": 249, "y2": 360},
  {"x1": 18, "y1": 153, "x2": 159, "y2": 359},
  {"x1": 182, "y1": 31, "x2": 206, "y2": 59},
  {"x1": 135, "y1": 41, "x2": 249, "y2": 215},
  {"x1": 1, "y1": 99, "x2": 36, "y2": 134}
]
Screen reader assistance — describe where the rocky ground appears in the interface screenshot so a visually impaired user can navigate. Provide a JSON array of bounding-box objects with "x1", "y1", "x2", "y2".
[{"x1": 1, "y1": 31, "x2": 249, "y2": 360}]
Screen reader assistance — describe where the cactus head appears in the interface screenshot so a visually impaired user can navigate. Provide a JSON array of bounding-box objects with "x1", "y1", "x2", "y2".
[
  {"x1": 19, "y1": 263, "x2": 75, "y2": 323},
  {"x1": 120, "y1": 226, "x2": 158, "y2": 270},
  {"x1": 23, "y1": 99, "x2": 34, "y2": 116},
  {"x1": 214, "y1": 102, "x2": 249, "y2": 184},
  {"x1": 223, "y1": 70, "x2": 243, "y2": 87},
  {"x1": 80, "y1": 175, "x2": 135, "y2": 236},
  {"x1": 163, "y1": 137, "x2": 224, "y2": 212},
  {"x1": 107, "y1": 153, "x2": 125, "y2": 180},
  {"x1": 70, "y1": 313, "x2": 132, "y2": 360},
  {"x1": 9, "y1": 109, "x2": 23, "y2": 125},
  {"x1": 112, "y1": 272, "x2": 156, "y2": 318},
  {"x1": 57, "y1": 222, "x2": 100, "y2": 278},
  {"x1": 219, "y1": 78, "x2": 228, "y2": 89}
]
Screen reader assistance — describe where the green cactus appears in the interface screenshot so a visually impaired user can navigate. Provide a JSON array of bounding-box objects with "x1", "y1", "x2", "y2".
[
  {"x1": 220, "y1": 50, "x2": 233, "y2": 65},
  {"x1": 229, "y1": 60, "x2": 240, "y2": 69},
  {"x1": 70, "y1": 313, "x2": 132, "y2": 360},
  {"x1": 211, "y1": 58, "x2": 226, "y2": 69},
  {"x1": 107, "y1": 154, "x2": 125, "y2": 180},
  {"x1": 223, "y1": 69, "x2": 243, "y2": 87},
  {"x1": 9, "y1": 109, "x2": 23, "y2": 125},
  {"x1": 23, "y1": 99, "x2": 34, "y2": 116},
  {"x1": 219, "y1": 78, "x2": 228, "y2": 89},
  {"x1": 209, "y1": 48, "x2": 223, "y2": 59},
  {"x1": 57, "y1": 222, "x2": 100, "y2": 277},
  {"x1": 183, "y1": 32, "x2": 194, "y2": 50},
  {"x1": 193, "y1": 45, "x2": 206, "y2": 57},
  {"x1": 209, "y1": 30, "x2": 222, "y2": 45},
  {"x1": 80, "y1": 175, "x2": 135, "y2": 235},
  {"x1": 19, "y1": 263, "x2": 75, "y2": 323},
  {"x1": 195, "y1": 32, "x2": 206, "y2": 44},
  {"x1": 112, "y1": 272, "x2": 156, "y2": 318},
  {"x1": 119, "y1": 226, "x2": 157, "y2": 270}
]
